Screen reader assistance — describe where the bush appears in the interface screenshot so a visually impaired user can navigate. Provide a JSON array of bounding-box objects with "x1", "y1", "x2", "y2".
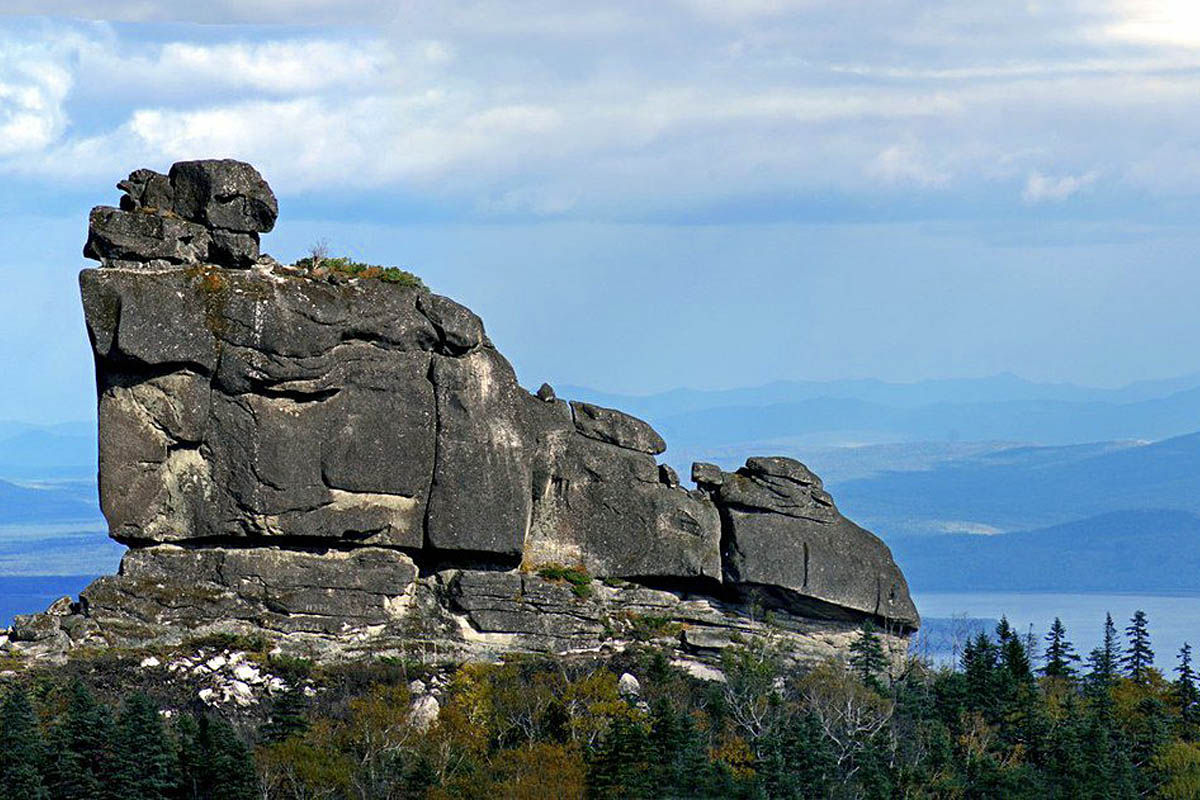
[
  {"x1": 292, "y1": 245, "x2": 426, "y2": 290},
  {"x1": 536, "y1": 564, "x2": 593, "y2": 598}
]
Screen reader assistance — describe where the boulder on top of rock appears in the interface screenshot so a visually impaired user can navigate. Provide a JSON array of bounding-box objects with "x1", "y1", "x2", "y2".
[
  {"x1": 710, "y1": 457, "x2": 918, "y2": 628},
  {"x1": 717, "y1": 456, "x2": 838, "y2": 522},
  {"x1": 83, "y1": 207, "x2": 211, "y2": 270},
  {"x1": 118, "y1": 169, "x2": 173, "y2": 211},
  {"x1": 169, "y1": 159, "x2": 278, "y2": 233},
  {"x1": 570, "y1": 401, "x2": 666, "y2": 455}
]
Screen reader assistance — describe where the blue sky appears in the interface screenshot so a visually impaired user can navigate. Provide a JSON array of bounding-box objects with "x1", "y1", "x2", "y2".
[{"x1": 4, "y1": 1, "x2": 1200, "y2": 422}]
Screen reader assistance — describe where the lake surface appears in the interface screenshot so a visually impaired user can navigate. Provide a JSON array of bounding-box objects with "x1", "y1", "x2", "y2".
[{"x1": 914, "y1": 591, "x2": 1200, "y2": 669}]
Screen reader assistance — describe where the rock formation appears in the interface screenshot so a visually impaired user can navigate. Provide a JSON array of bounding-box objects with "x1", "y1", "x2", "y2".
[{"x1": 7, "y1": 160, "x2": 918, "y2": 674}]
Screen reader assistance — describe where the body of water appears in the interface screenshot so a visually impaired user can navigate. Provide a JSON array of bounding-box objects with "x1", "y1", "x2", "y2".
[{"x1": 914, "y1": 591, "x2": 1200, "y2": 669}]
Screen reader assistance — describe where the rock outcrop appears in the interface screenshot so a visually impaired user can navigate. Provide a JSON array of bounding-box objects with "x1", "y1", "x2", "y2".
[{"x1": 8, "y1": 160, "x2": 918, "y2": 673}]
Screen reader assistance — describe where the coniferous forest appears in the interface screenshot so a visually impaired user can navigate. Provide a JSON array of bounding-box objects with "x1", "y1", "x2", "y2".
[{"x1": 2, "y1": 612, "x2": 1200, "y2": 799}]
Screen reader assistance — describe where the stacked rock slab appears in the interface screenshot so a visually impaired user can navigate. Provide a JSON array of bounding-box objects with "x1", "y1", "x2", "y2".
[{"x1": 8, "y1": 160, "x2": 918, "y2": 671}]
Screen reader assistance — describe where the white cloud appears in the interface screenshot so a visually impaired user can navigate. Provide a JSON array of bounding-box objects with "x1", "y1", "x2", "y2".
[
  {"x1": 868, "y1": 145, "x2": 951, "y2": 188},
  {"x1": 2, "y1": 3, "x2": 1200, "y2": 220},
  {"x1": 1022, "y1": 170, "x2": 1099, "y2": 203}
]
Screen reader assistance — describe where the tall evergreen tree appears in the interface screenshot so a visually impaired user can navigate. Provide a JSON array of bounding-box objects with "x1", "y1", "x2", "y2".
[
  {"x1": 1042, "y1": 617, "x2": 1081, "y2": 679},
  {"x1": 1124, "y1": 610, "x2": 1155, "y2": 683},
  {"x1": 1086, "y1": 613, "x2": 1121, "y2": 699},
  {"x1": 962, "y1": 632, "x2": 1002, "y2": 719},
  {"x1": 0, "y1": 687, "x2": 48, "y2": 800},
  {"x1": 259, "y1": 684, "x2": 309, "y2": 744},
  {"x1": 199, "y1": 715, "x2": 257, "y2": 800},
  {"x1": 48, "y1": 680, "x2": 117, "y2": 800},
  {"x1": 849, "y1": 622, "x2": 890, "y2": 690},
  {"x1": 1175, "y1": 643, "x2": 1200, "y2": 728},
  {"x1": 113, "y1": 693, "x2": 176, "y2": 800}
]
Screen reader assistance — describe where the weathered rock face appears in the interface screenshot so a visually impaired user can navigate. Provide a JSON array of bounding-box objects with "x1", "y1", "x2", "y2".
[
  {"x1": 8, "y1": 160, "x2": 918, "y2": 672},
  {"x1": 699, "y1": 458, "x2": 918, "y2": 626}
]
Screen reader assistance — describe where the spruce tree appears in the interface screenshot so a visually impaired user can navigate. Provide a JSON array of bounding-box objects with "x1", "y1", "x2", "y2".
[
  {"x1": 849, "y1": 622, "x2": 890, "y2": 690},
  {"x1": 1042, "y1": 617, "x2": 1081, "y2": 679},
  {"x1": 259, "y1": 684, "x2": 309, "y2": 744},
  {"x1": 199, "y1": 715, "x2": 258, "y2": 800},
  {"x1": 113, "y1": 693, "x2": 177, "y2": 800},
  {"x1": 1085, "y1": 613, "x2": 1121, "y2": 699},
  {"x1": 48, "y1": 680, "x2": 117, "y2": 800},
  {"x1": 0, "y1": 687, "x2": 48, "y2": 800},
  {"x1": 1175, "y1": 643, "x2": 1200, "y2": 729},
  {"x1": 1123, "y1": 610, "x2": 1155, "y2": 683}
]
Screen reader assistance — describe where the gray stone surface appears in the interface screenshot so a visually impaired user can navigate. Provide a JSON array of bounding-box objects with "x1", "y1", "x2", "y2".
[
  {"x1": 424, "y1": 347, "x2": 531, "y2": 557},
  {"x1": 169, "y1": 159, "x2": 278, "y2": 233},
  {"x1": 712, "y1": 457, "x2": 919, "y2": 627},
  {"x1": 209, "y1": 229, "x2": 259, "y2": 268},
  {"x1": 569, "y1": 401, "x2": 667, "y2": 454},
  {"x1": 525, "y1": 424, "x2": 723, "y2": 580},
  {"x1": 83, "y1": 207, "x2": 211, "y2": 270},
  {"x1": 118, "y1": 169, "x2": 173, "y2": 211}
]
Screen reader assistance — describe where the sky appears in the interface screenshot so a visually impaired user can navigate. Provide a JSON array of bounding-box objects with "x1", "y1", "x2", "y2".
[{"x1": 3, "y1": 0, "x2": 1200, "y2": 422}]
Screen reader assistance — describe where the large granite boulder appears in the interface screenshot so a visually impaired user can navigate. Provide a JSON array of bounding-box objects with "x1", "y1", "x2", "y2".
[
  {"x1": 83, "y1": 207, "x2": 211, "y2": 270},
  {"x1": 169, "y1": 159, "x2": 278, "y2": 233},
  {"x1": 7, "y1": 159, "x2": 921, "y2": 671},
  {"x1": 699, "y1": 457, "x2": 919, "y2": 627},
  {"x1": 89, "y1": 159, "x2": 277, "y2": 271}
]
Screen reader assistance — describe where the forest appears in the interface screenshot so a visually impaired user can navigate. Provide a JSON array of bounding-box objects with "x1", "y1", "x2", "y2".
[{"x1": 1, "y1": 611, "x2": 1198, "y2": 799}]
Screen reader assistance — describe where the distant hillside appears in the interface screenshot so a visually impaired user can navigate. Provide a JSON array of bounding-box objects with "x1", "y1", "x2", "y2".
[
  {"x1": 833, "y1": 432, "x2": 1200, "y2": 535},
  {"x1": 0, "y1": 478, "x2": 101, "y2": 525},
  {"x1": 566, "y1": 375, "x2": 1200, "y2": 450},
  {"x1": 891, "y1": 510, "x2": 1200, "y2": 592}
]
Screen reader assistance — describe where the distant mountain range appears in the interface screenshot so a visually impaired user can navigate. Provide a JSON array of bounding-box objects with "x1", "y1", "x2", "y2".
[
  {"x1": 0, "y1": 478, "x2": 101, "y2": 525},
  {"x1": 831, "y1": 432, "x2": 1200, "y2": 536},
  {"x1": 893, "y1": 510, "x2": 1200, "y2": 593}
]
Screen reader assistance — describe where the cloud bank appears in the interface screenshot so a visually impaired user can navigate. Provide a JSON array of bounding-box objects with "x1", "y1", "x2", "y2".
[{"x1": 1, "y1": 1, "x2": 1199, "y2": 223}]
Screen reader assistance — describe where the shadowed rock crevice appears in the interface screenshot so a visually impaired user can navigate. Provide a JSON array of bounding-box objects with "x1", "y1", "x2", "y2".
[{"x1": 6, "y1": 159, "x2": 918, "y2": 671}]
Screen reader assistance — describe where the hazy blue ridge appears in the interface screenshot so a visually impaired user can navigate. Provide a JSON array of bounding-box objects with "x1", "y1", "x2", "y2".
[
  {"x1": 561, "y1": 371, "x2": 1200, "y2": 418},
  {"x1": 832, "y1": 431, "x2": 1200, "y2": 535},
  {"x1": 891, "y1": 509, "x2": 1200, "y2": 593},
  {"x1": 0, "y1": 478, "x2": 102, "y2": 524}
]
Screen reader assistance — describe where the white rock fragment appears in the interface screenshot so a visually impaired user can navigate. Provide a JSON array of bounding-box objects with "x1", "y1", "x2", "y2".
[
  {"x1": 410, "y1": 695, "x2": 440, "y2": 731},
  {"x1": 233, "y1": 664, "x2": 260, "y2": 683},
  {"x1": 198, "y1": 688, "x2": 216, "y2": 704},
  {"x1": 618, "y1": 672, "x2": 641, "y2": 698},
  {"x1": 140, "y1": 656, "x2": 161, "y2": 668},
  {"x1": 230, "y1": 680, "x2": 254, "y2": 707},
  {"x1": 205, "y1": 655, "x2": 227, "y2": 671}
]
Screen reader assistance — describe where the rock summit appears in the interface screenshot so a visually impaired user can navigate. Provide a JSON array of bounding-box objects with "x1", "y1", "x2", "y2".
[{"x1": 9, "y1": 160, "x2": 918, "y2": 672}]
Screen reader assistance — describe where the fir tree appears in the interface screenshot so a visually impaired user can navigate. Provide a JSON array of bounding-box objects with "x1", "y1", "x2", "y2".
[
  {"x1": 1042, "y1": 617, "x2": 1081, "y2": 679},
  {"x1": 590, "y1": 716, "x2": 653, "y2": 798},
  {"x1": 1123, "y1": 610, "x2": 1155, "y2": 683},
  {"x1": 259, "y1": 684, "x2": 309, "y2": 744},
  {"x1": 999, "y1": 623, "x2": 1034, "y2": 686},
  {"x1": 1175, "y1": 643, "x2": 1200, "y2": 728},
  {"x1": 113, "y1": 693, "x2": 176, "y2": 800},
  {"x1": 962, "y1": 632, "x2": 1001, "y2": 719},
  {"x1": 48, "y1": 680, "x2": 117, "y2": 800},
  {"x1": 199, "y1": 715, "x2": 258, "y2": 800},
  {"x1": 1086, "y1": 613, "x2": 1120, "y2": 697},
  {"x1": 849, "y1": 622, "x2": 890, "y2": 690},
  {"x1": 0, "y1": 687, "x2": 48, "y2": 800}
]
